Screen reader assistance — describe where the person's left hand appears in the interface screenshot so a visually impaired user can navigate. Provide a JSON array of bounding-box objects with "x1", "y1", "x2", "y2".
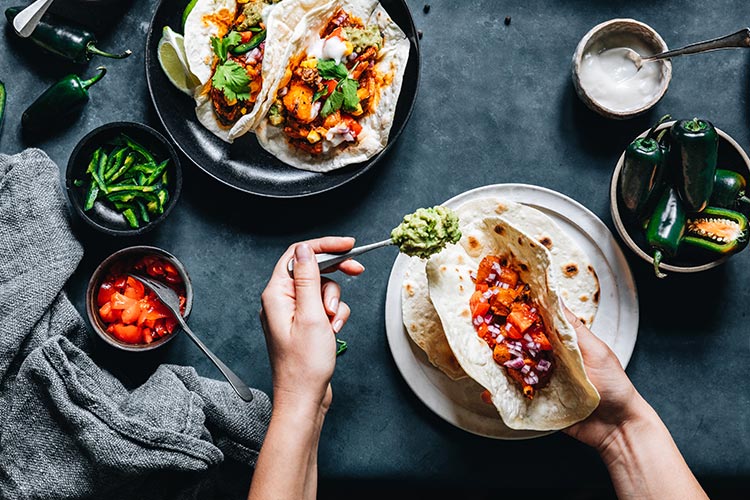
[{"x1": 259, "y1": 237, "x2": 364, "y2": 417}]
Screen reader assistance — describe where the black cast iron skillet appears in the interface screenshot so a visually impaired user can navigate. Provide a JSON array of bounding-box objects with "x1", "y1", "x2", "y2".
[{"x1": 145, "y1": 0, "x2": 420, "y2": 198}]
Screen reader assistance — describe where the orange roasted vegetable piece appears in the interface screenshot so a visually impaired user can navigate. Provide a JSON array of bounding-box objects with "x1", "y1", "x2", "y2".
[
  {"x1": 283, "y1": 82, "x2": 315, "y2": 124},
  {"x1": 475, "y1": 256, "x2": 501, "y2": 284}
]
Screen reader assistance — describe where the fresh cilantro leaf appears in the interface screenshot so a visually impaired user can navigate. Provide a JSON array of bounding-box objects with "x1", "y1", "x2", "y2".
[
  {"x1": 341, "y1": 78, "x2": 359, "y2": 111},
  {"x1": 321, "y1": 89, "x2": 344, "y2": 117},
  {"x1": 317, "y1": 59, "x2": 348, "y2": 80},
  {"x1": 312, "y1": 88, "x2": 328, "y2": 103},
  {"x1": 211, "y1": 31, "x2": 242, "y2": 62},
  {"x1": 212, "y1": 61, "x2": 252, "y2": 101}
]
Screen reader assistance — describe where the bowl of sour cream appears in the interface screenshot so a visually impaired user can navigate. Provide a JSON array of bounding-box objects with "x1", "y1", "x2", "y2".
[{"x1": 572, "y1": 19, "x2": 672, "y2": 119}]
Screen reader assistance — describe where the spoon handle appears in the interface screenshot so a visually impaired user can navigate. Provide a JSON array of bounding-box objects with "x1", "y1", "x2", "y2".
[
  {"x1": 175, "y1": 316, "x2": 255, "y2": 402},
  {"x1": 287, "y1": 239, "x2": 393, "y2": 276},
  {"x1": 644, "y1": 28, "x2": 750, "y2": 63},
  {"x1": 12, "y1": 0, "x2": 56, "y2": 38}
]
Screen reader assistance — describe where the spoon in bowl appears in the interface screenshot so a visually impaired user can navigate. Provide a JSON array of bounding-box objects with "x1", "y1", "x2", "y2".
[
  {"x1": 621, "y1": 27, "x2": 750, "y2": 70},
  {"x1": 129, "y1": 273, "x2": 255, "y2": 402}
]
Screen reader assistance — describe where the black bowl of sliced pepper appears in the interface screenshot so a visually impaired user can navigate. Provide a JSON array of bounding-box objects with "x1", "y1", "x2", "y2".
[
  {"x1": 66, "y1": 122, "x2": 182, "y2": 235},
  {"x1": 610, "y1": 117, "x2": 750, "y2": 277},
  {"x1": 86, "y1": 246, "x2": 193, "y2": 352}
]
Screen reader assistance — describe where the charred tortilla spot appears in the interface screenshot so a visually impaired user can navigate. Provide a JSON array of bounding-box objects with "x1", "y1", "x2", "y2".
[
  {"x1": 468, "y1": 236, "x2": 480, "y2": 250},
  {"x1": 404, "y1": 283, "x2": 414, "y2": 296},
  {"x1": 459, "y1": 285, "x2": 464, "y2": 292},
  {"x1": 594, "y1": 290, "x2": 600, "y2": 303},
  {"x1": 579, "y1": 318, "x2": 586, "y2": 325},
  {"x1": 410, "y1": 323, "x2": 417, "y2": 331},
  {"x1": 461, "y1": 309, "x2": 470, "y2": 318},
  {"x1": 580, "y1": 295, "x2": 589, "y2": 302},
  {"x1": 494, "y1": 224, "x2": 505, "y2": 235},
  {"x1": 495, "y1": 203, "x2": 507, "y2": 214},
  {"x1": 459, "y1": 275, "x2": 464, "y2": 281},
  {"x1": 457, "y1": 255, "x2": 464, "y2": 264},
  {"x1": 539, "y1": 237, "x2": 553, "y2": 249},
  {"x1": 588, "y1": 265, "x2": 595, "y2": 274},
  {"x1": 519, "y1": 263, "x2": 528, "y2": 272},
  {"x1": 529, "y1": 242, "x2": 536, "y2": 248},
  {"x1": 517, "y1": 237, "x2": 523, "y2": 244},
  {"x1": 440, "y1": 265, "x2": 447, "y2": 272},
  {"x1": 563, "y1": 264, "x2": 578, "y2": 277}
]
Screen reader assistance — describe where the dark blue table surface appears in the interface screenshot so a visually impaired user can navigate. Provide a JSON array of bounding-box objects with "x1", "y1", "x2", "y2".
[{"x1": 1, "y1": 0, "x2": 748, "y2": 494}]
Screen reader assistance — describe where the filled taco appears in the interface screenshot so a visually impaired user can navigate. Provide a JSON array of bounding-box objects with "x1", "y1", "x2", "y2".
[
  {"x1": 425, "y1": 211, "x2": 600, "y2": 431},
  {"x1": 249, "y1": 0, "x2": 410, "y2": 171},
  {"x1": 402, "y1": 198, "x2": 600, "y2": 383},
  {"x1": 184, "y1": 0, "x2": 322, "y2": 142}
]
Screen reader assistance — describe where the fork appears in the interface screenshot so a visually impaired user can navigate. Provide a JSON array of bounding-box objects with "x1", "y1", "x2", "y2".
[{"x1": 129, "y1": 274, "x2": 255, "y2": 402}]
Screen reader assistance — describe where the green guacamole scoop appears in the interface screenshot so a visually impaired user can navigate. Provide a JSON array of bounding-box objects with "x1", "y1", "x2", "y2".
[{"x1": 287, "y1": 206, "x2": 462, "y2": 276}]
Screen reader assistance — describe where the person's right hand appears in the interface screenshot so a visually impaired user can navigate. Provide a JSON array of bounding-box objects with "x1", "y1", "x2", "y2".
[
  {"x1": 260, "y1": 237, "x2": 364, "y2": 418},
  {"x1": 562, "y1": 307, "x2": 648, "y2": 453}
]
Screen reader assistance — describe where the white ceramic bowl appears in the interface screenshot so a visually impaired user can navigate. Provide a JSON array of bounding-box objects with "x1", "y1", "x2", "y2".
[
  {"x1": 572, "y1": 18, "x2": 672, "y2": 119},
  {"x1": 610, "y1": 121, "x2": 750, "y2": 274}
]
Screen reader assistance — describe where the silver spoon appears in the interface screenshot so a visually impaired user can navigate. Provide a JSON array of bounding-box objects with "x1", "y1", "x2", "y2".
[
  {"x1": 129, "y1": 274, "x2": 255, "y2": 402},
  {"x1": 621, "y1": 27, "x2": 750, "y2": 70},
  {"x1": 12, "y1": 0, "x2": 56, "y2": 38},
  {"x1": 287, "y1": 239, "x2": 393, "y2": 276}
]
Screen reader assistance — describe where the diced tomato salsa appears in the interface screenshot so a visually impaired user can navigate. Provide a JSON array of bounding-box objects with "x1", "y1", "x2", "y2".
[
  {"x1": 470, "y1": 255, "x2": 554, "y2": 400},
  {"x1": 97, "y1": 255, "x2": 186, "y2": 345}
]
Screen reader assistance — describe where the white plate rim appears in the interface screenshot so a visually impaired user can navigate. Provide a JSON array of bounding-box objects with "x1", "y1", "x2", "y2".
[{"x1": 384, "y1": 183, "x2": 639, "y2": 440}]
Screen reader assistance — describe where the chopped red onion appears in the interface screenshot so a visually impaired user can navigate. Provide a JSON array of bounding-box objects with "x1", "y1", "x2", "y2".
[
  {"x1": 487, "y1": 273, "x2": 496, "y2": 281},
  {"x1": 482, "y1": 290, "x2": 493, "y2": 299},
  {"x1": 279, "y1": 86, "x2": 289, "y2": 97},
  {"x1": 523, "y1": 372, "x2": 539, "y2": 385},
  {"x1": 488, "y1": 325, "x2": 501, "y2": 335},
  {"x1": 503, "y1": 357, "x2": 525, "y2": 370},
  {"x1": 473, "y1": 316, "x2": 483, "y2": 326},
  {"x1": 500, "y1": 283, "x2": 509, "y2": 289},
  {"x1": 484, "y1": 313, "x2": 493, "y2": 323},
  {"x1": 537, "y1": 360, "x2": 551, "y2": 372},
  {"x1": 523, "y1": 333, "x2": 533, "y2": 342},
  {"x1": 521, "y1": 364, "x2": 531, "y2": 375},
  {"x1": 528, "y1": 349, "x2": 538, "y2": 358}
]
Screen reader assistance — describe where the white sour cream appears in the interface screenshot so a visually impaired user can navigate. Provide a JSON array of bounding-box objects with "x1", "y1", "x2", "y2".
[
  {"x1": 307, "y1": 36, "x2": 347, "y2": 64},
  {"x1": 578, "y1": 37, "x2": 665, "y2": 112}
]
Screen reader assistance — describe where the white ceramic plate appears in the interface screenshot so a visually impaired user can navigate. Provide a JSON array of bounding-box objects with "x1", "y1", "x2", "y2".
[{"x1": 384, "y1": 184, "x2": 639, "y2": 439}]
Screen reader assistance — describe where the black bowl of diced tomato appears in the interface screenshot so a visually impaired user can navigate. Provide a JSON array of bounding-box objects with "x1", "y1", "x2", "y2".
[{"x1": 86, "y1": 246, "x2": 193, "y2": 351}]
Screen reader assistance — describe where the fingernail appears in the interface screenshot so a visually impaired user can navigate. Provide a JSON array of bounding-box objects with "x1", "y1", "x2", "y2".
[
  {"x1": 329, "y1": 296, "x2": 339, "y2": 313},
  {"x1": 333, "y1": 319, "x2": 343, "y2": 333},
  {"x1": 295, "y1": 243, "x2": 313, "y2": 262}
]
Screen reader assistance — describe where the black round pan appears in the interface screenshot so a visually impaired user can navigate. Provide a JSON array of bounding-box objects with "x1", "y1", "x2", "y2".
[{"x1": 145, "y1": 0, "x2": 420, "y2": 198}]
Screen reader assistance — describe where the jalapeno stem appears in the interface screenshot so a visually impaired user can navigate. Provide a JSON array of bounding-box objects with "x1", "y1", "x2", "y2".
[
  {"x1": 646, "y1": 114, "x2": 672, "y2": 139},
  {"x1": 86, "y1": 42, "x2": 132, "y2": 60},
  {"x1": 684, "y1": 117, "x2": 707, "y2": 132},
  {"x1": 653, "y1": 250, "x2": 667, "y2": 279},
  {"x1": 81, "y1": 66, "x2": 107, "y2": 90}
]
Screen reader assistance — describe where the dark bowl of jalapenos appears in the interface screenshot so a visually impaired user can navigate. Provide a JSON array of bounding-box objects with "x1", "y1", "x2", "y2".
[
  {"x1": 610, "y1": 121, "x2": 750, "y2": 276},
  {"x1": 66, "y1": 121, "x2": 182, "y2": 236}
]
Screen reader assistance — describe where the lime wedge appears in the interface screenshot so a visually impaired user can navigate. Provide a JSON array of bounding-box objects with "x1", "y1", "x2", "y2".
[
  {"x1": 158, "y1": 26, "x2": 200, "y2": 95},
  {"x1": 0, "y1": 81, "x2": 6, "y2": 133},
  {"x1": 182, "y1": 0, "x2": 198, "y2": 29}
]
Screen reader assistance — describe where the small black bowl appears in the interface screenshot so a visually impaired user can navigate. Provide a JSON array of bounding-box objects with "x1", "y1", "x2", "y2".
[{"x1": 66, "y1": 122, "x2": 182, "y2": 236}]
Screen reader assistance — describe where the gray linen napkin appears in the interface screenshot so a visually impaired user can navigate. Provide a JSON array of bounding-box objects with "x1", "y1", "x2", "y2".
[{"x1": 0, "y1": 149, "x2": 271, "y2": 500}]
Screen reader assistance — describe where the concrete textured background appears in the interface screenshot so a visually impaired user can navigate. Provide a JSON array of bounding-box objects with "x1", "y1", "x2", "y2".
[{"x1": 1, "y1": 0, "x2": 748, "y2": 495}]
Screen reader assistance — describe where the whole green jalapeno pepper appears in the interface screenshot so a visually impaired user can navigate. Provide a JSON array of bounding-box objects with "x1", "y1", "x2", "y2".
[
  {"x1": 670, "y1": 118, "x2": 718, "y2": 212},
  {"x1": 710, "y1": 169, "x2": 750, "y2": 214},
  {"x1": 684, "y1": 207, "x2": 749, "y2": 255},
  {"x1": 22, "y1": 66, "x2": 107, "y2": 134},
  {"x1": 5, "y1": 7, "x2": 131, "y2": 64},
  {"x1": 645, "y1": 187, "x2": 687, "y2": 278},
  {"x1": 618, "y1": 115, "x2": 671, "y2": 220}
]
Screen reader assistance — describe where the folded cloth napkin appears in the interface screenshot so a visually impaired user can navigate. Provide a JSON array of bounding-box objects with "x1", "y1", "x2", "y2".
[{"x1": 0, "y1": 150, "x2": 271, "y2": 500}]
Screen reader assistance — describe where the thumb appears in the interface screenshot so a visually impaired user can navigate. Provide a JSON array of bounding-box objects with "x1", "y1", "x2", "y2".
[{"x1": 293, "y1": 243, "x2": 326, "y2": 320}]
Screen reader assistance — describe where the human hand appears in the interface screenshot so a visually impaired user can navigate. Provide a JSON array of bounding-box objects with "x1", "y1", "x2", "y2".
[
  {"x1": 562, "y1": 307, "x2": 649, "y2": 454},
  {"x1": 260, "y1": 237, "x2": 364, "y2": 418}
]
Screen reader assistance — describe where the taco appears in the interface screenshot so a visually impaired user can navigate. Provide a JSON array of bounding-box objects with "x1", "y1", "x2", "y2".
[
  {"x1": 425, "y1": 212, "x2": 600, "y2": 431},
  {"x1": 248, "y1": 0, "x2": 410, "y2": 171},
  {"x1": 402, "y1": 198, "x2": 600, "y2": 383},
  {"x1": 184, "y1": 0, "x2": 323, "y2": 142}
]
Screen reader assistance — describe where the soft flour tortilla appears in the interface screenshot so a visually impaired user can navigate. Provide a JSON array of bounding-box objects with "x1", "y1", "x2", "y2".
[
  {"x1": 185, "y1": 0, "x2": 326, "y2": 142},
  {"x1": 426, "y1": 216, "x2": 600, "y2": 431},
  {"x1": 402, "y1": 197, "x2": 599, "y2": 381},
  {"x1": 402, "y1": 258, "x2": 467, "y2": 381},
  {"x1": 253, "y1": 0, "x2": 410, "y2": 171}
]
